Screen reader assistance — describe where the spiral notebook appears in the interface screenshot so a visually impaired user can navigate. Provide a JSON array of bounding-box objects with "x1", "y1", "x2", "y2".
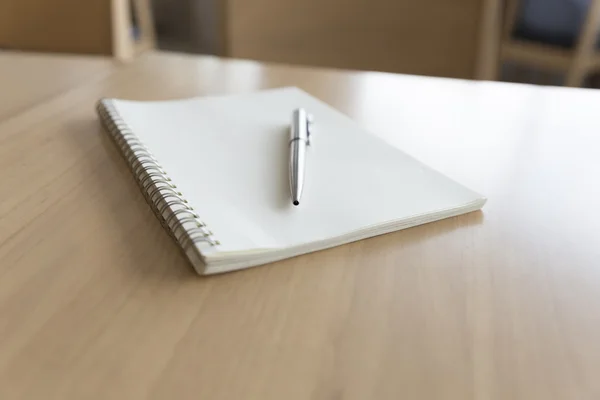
[{"x1": 97, "y1": 87, "x2": 486, "y2": 274}]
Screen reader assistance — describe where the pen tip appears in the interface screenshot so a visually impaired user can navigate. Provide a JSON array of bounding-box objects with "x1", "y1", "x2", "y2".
[{"x1": 293, "y1": 200, "x2": 300, "y2": 206}]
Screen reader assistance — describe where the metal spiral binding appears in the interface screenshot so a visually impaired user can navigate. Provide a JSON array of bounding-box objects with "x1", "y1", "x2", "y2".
[{"x1": 96, "y1": 99, "x2": 220, "y2": 250}]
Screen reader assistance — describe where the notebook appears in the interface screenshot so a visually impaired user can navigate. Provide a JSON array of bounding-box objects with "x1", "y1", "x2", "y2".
[{"x1": 96, "y1": 87, "x2": 486, "y2": 274}]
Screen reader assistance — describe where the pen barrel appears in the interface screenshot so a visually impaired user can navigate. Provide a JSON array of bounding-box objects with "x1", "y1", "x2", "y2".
[
  {"x1": 289, "y1": 108, "x2": 309, "y2": 205},
  {"x1": 289, "y1": 139, "x2": 306, "y2": 203}
]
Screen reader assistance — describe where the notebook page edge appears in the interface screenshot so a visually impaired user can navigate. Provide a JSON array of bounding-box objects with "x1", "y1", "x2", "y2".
[{"x1": 202, "y1": 199, "x2": 486, "y2": 274}]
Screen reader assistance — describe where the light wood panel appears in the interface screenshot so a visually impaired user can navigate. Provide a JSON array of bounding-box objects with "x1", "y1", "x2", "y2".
[
  {"x1": 0, "y1": 0, "x2": 155, "y2": 61},
  {"x1": 2, "y1": 51, "x2": 600, "y2": 398},
  {"x1": 227, "y1": 0, "x2": 483, "y2": 78},
  {"x1": 0, "y1": 0, "x2": 112, "y2": 54}
]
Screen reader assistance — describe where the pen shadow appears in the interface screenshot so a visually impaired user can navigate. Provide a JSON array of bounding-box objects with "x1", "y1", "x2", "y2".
[
  {"x1": 270, "y1": 124, "x2": 294, "y2": 211},
  {"x1": 68, "y1": 118, "x2": 198, "y2": 283}
]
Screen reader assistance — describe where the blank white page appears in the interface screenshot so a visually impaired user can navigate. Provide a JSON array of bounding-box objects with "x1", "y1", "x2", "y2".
[{"x1": 112, "y1": 88, "x2": 485, "y2": 254}]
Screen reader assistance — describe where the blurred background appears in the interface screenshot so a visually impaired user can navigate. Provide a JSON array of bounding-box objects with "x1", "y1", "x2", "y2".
[{"x1": 2, "y1": 0, "x2": 600, "y2": 87}]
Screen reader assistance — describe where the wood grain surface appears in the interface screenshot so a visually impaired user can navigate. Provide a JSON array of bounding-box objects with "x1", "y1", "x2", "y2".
[
  {"x1": 227, "y1": 0, "x2": 483, "y2": 79},
  {"x1": 0, "y1": 52, "x2": 115, "y2": 121},
  {"x1": 1, "y1": 51, "x2": 600, "y2": 399}
]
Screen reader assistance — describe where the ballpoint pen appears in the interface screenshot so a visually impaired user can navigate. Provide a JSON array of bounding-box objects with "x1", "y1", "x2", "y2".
[{"x1": 289, "y1": 108, "x2": 313, "y2": 206}]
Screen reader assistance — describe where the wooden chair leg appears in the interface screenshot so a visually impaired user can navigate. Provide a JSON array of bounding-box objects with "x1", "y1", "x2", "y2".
[
  {"x1": 503, "y1": 0, "x2": 521, "y2": 39},
  {"x1": 476, "y1": 0, "x2": 503, "y2": 80},
  {"x1": 111, "y1": 0, "x2": 155, "y2": 61},
  {"x1": 566, "y1": 0, "x2": 600, "y2": 87},
  {"x1": 111, "y1": 0, "x2": 134, "y2": 61},
  {"x1": 132, "y1": 0, "x2": 156, "y2": 52}
]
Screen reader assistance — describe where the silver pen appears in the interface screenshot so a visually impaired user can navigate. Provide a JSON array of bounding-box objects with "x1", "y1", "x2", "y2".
[{"x1": 289, "y1": 108, "x2": 313, "y2": 206}]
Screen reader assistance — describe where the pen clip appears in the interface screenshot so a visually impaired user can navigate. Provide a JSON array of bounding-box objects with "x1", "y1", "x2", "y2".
[{"x1": 306, "y1": 113, "x2": 314, "y2": 146}]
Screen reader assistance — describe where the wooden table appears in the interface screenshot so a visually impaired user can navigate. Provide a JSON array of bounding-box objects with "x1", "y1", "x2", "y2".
[{"x1": 2, "y1": 51, "x2": 600, "y2": 399}]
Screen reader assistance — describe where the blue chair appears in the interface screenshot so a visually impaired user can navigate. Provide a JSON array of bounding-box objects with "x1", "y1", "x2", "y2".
[{"x1": 500, "y1": 0, "x2": 600, "y2": 86}]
